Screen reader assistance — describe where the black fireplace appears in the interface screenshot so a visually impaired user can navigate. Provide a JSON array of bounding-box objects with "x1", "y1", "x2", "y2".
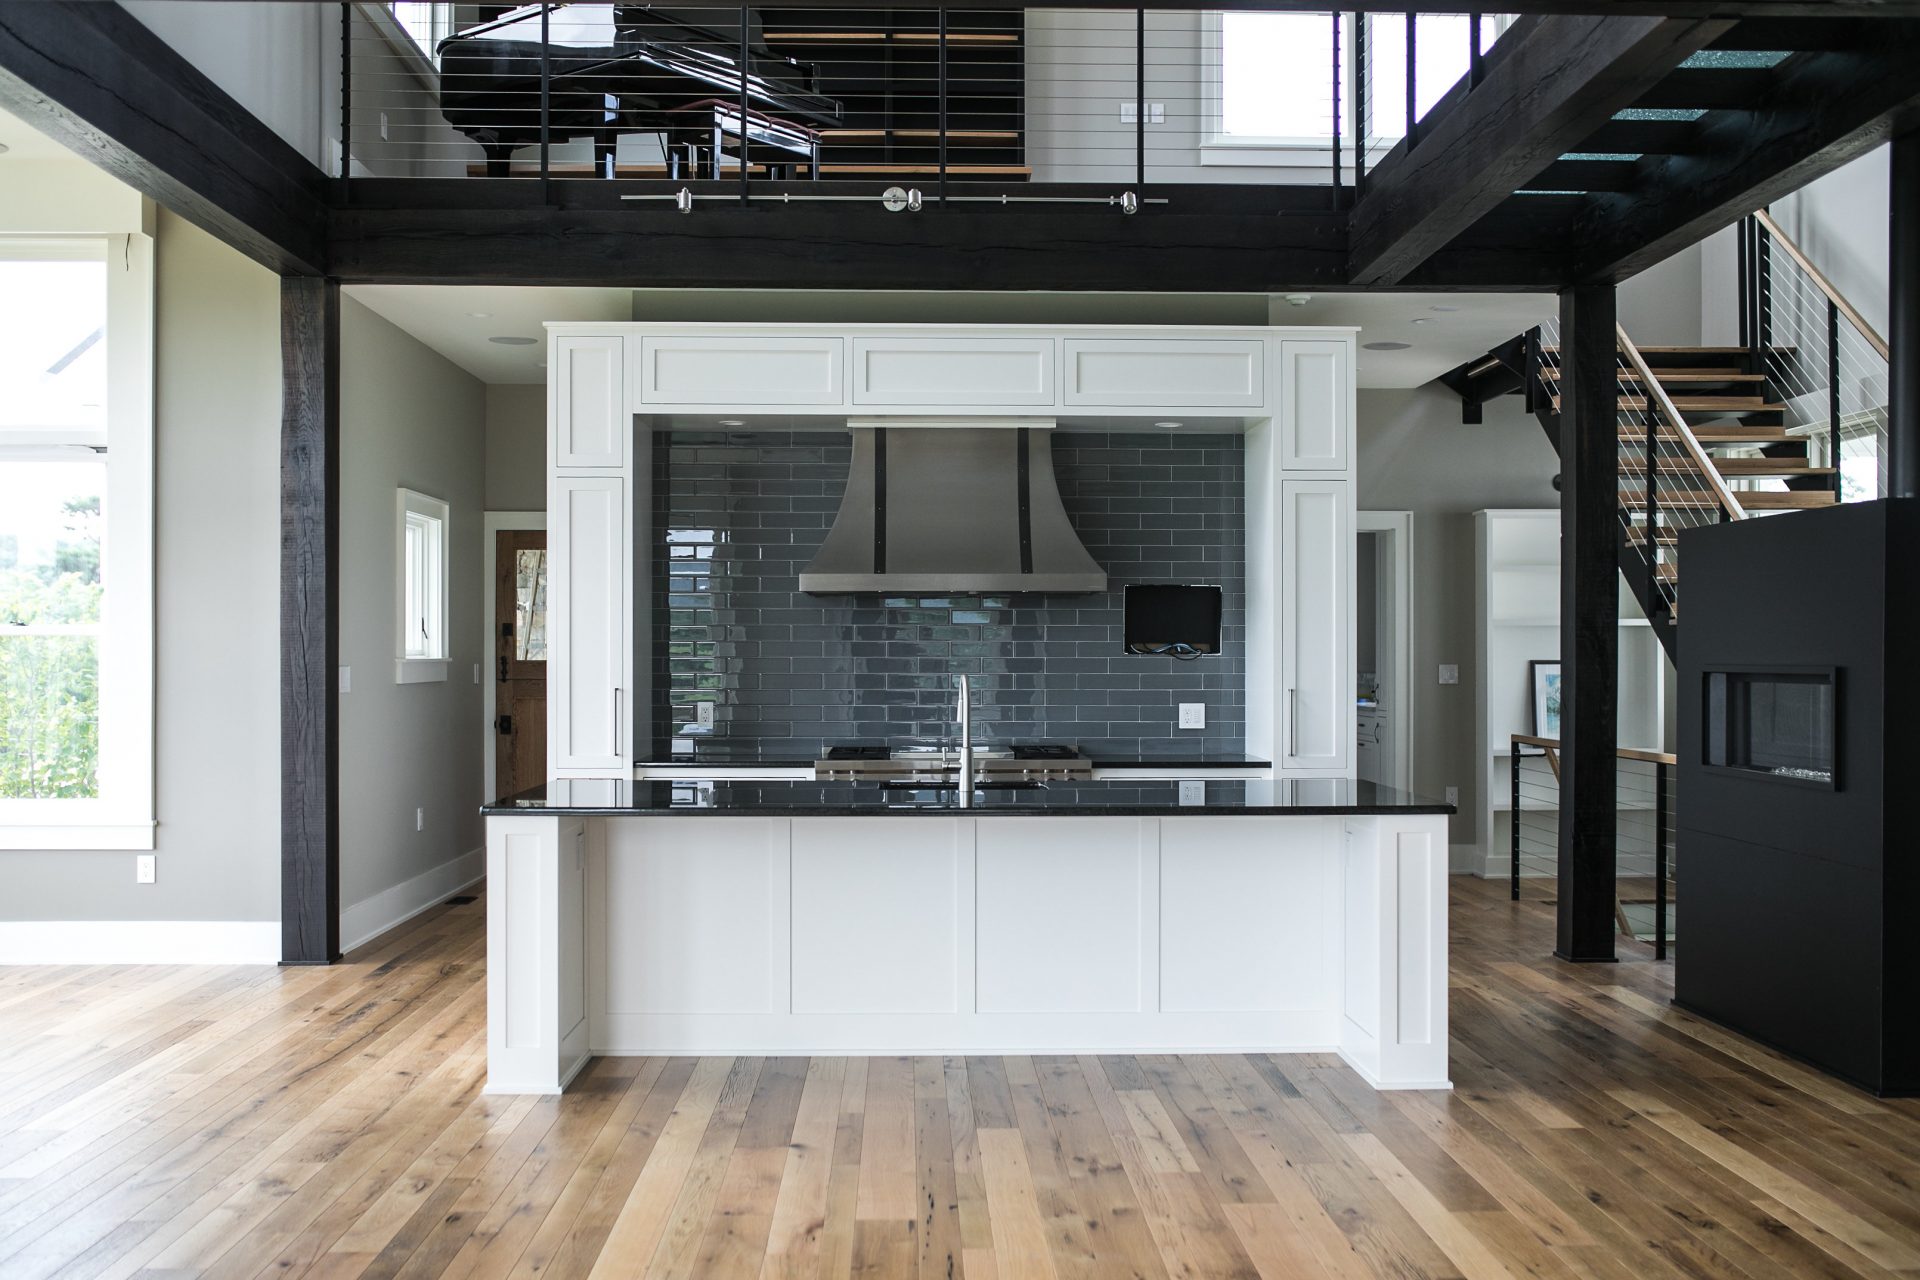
[{"x1": 1676, "y1": 498, "x2": 1919, "y2": 1096}]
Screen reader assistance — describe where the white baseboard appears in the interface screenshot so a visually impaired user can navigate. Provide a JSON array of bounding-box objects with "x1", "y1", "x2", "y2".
[
  {"x1": 0, "y1": 920, "x2": 279, "y2": 965},
  {"x1": 340, "y1": 846, "x2": 484, "y2": 954}
]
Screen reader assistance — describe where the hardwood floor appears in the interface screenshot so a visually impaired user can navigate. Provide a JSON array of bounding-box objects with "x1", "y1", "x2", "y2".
[{"x1": 1, "y1": 878, "x2": 1916, "y2": 1279}]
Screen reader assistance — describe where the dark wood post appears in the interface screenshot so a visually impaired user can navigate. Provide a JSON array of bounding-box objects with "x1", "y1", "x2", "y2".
[
  {"x1": 1891, "y1": 128, "x2": 1920, "y2": 500},
  {"x1": 1556, "y1": 283, "x2": 1620, "y2": 963},
  {"x1": 281, "y1": 276, "x2": 341, "y2": 966}
]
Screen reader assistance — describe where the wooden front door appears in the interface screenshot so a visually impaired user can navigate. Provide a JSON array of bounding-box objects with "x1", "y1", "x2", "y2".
[{"x1": 495, "y1": 529, "x2": 548, "y2": 797}]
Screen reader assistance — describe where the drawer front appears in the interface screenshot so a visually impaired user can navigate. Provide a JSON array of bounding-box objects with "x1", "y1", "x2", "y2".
[
  {"x1": 639, "y1": 336, "x2": 844, "y2": 405},
  {"x1": 1062, "y1": 339, "x2": 1265, "y2": 408},
  {"x1": 850, "y1": 338, "x2": 1056, "y2": 406}
]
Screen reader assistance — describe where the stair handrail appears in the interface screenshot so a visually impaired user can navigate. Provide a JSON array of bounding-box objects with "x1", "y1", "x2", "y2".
[
  {"x1": 1616, "y1": 323, "x2": 1747, "y2": 523},
  {"x1": 1752, "y1": 209, "x2": 1890, "y2": 361}
]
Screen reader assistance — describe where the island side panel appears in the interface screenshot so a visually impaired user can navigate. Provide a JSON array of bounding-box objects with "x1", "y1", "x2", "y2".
[
  {"x1": 485, "y1": 813, "x2": 590, "y2": 1094},
  {"x1": 1339, "y1": 814, "x2": 1452, "y2": 1090}
]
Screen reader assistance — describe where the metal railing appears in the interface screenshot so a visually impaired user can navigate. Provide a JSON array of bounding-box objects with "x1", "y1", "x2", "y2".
[
  {"x1": 338, "y1": 3, "x2": 1514, "y2": 205},
  {"x1": 1741, "y1": 209, "x2": 1890, "y2": 503},
  {"x1": 1532, "y1": 318, "x2": 1741, "y2": 622},
  {"x1": 1510, "y1": 734, "x2": 1675, "y2": 959}
]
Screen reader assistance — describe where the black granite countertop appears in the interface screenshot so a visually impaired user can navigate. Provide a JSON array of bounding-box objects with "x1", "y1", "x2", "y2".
[
  {"x1": 483, "y1": 778, "x2": 1450, "y2": 817},
  {"x1": 638, "y1": 744, "x2": 1274, "y2": 769}
]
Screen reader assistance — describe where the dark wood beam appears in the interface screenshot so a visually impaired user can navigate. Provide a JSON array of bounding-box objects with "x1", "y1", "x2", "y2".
[
  {"x1": 680, "y1": 0, "x2": 1920, "y2": 11},
  {"x1": 327, "y1": 182, "x2": 1570, "y2": 292},
  {"x1": 1572, "y1": 24, "x2": 1920, "y2": 281},
  {"x1": 1556, "y1": 284, "x2": 1620, "y2": 964},
  {"x1": 0, "y1": 1, "x2": 327, "y2": 275},
  {"x1": 1892, "y1": 128, "x2": 1920, "y2": 500},
  {"x1": 281, "y1": 278, "x2": 341, "y2": 967},
  {"x1": 1347, "y1": 14, "x2": 1729, "y2": 285}
]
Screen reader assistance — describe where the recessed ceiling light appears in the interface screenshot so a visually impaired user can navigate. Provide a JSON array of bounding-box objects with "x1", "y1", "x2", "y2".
[
  {"x1": 1429, "y1": 304, "x2": 1460, "y2": 312},
  {"x1": 466, "y1": 310, "x2": 493, "y2": 318},
  {"x1": 718, "y1": 419, "x2": 745, "y2": 427},
  {"x1": 488, "y1": 335, "x2": 537, "y2": 346},
  {"x1": 1155, "y1": 421, "x2": 1182, "y2": 429},
  {"x1": 1362, "y1": 341, "x2": 1412, "y2": 351}
]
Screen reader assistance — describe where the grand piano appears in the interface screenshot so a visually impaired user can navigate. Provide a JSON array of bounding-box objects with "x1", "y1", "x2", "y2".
[{"x1": 436, "y1": 3, "x2": 843, "y2": 178}]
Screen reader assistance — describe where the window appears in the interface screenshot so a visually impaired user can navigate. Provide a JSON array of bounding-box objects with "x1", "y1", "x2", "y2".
[
  {"x1": 388, "y1": 2, "x2": 455, "y2": 64},
  {"x1": 1208, "y1": 12, "x2": 1514, "y2": 163},
  {"x1": 0, "y1": 237, "x2": 155, "y2": 849},
  {"x1": 396, "y1": 488, "x2": 450, "y2": 682}
]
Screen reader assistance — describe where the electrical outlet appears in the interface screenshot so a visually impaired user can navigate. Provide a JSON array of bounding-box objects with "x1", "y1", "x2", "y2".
[
  {"x1": 135, "y1": 854, "x2": 155, "y2": 884},
  {"x1": 696, "y1": 701, "x2": 716, "y2": 729},
  {"x1": 415, "y1": 807, "x2": 425, "y2": 832},
  {"x1": 1444, "y1": 786, "x2": 1460, "y2": 807},
  {"x1": 1178, "y1": 780, "x2": 1205, "y2": 806},
  {"x1": 338, "y1": 665, "x2": 351, "y2": 694},
  {"x1": 1178, "y1": 703, "x2": 1206, "y2": 730},
  {"x1": 1438, "y1": 663, "x2": 1459, "y2": 685}
]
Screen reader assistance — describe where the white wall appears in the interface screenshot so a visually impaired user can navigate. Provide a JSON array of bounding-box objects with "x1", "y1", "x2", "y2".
[
  {"x1": 338, "y1": 299, "x2": 488, "y2": 946},
  {"x1": 1, "y1": 207, "x2": 282, "y2": 929},
  {"x1": 120, "y1": 1, "x2": 332, "y2": 171}
]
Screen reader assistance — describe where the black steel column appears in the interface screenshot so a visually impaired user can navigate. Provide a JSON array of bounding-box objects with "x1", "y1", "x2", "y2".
[
  {"x1": 1557, "y1": 283, "x2": 1620, "y2": 963},
  {"x1": 281, "y1": 277, "x2": 341, "y2": 966},
  {"x1": 1891, "y1": 129, "x2": 1920, "y2": 499}
]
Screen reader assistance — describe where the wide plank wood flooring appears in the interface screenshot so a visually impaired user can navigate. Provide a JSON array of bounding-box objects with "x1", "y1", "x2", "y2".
[{"x1": 2, "y1": 876, "x2": 1917, "y2": 1278}]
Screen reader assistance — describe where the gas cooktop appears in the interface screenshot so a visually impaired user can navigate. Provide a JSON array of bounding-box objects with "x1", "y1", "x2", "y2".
[{"x1": 814, "y1": 743, "x2": 1092, "y2": 779}]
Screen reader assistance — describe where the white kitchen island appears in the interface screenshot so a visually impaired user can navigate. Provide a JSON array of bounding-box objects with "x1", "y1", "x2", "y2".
[{"x1": 482, "y1": 778, "x2": 1451, "y2": 1095}]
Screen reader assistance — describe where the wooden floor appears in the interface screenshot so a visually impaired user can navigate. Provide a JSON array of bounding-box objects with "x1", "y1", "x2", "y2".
[{"x1": 2, "y1": 880, "x2": 1917, "y2": 1280}]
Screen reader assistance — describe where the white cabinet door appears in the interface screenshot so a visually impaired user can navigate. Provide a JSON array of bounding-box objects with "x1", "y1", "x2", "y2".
[
  {"x1": 638, "y1": 335, "x2": 843, "y2": 406},
  {"x1": 850, "y1": 338, "x2": 1055, "y2": 406},
  {"x1": 1062, "y1": 339, "x2": 1265, "y2": 408},
  {"x1": 552, "y1": 335, "x2": 627, "y2": 469},
  {"x1": 1279, "y1": 339, "x2": 1351, "y2": 471},
  {"x1": 551, "y1": 476, "x2": 628, "y2": 773},
  {"x1": 1282, "y1": 479, "x2": 1352, "y2": 771}
]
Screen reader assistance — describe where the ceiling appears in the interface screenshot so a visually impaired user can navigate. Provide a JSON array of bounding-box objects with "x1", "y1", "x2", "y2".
[
  {"x1": 349, "y1": 284, "x2": 1551, "y2": 389},
  {"x1": 0, "y1": 106, "x2": 78, "y2": 161}
]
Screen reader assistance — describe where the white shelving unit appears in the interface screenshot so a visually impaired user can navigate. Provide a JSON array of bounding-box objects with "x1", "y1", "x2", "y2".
[{"x1": 1474, "y1": 509, "x2": 1669, "y2": 876}]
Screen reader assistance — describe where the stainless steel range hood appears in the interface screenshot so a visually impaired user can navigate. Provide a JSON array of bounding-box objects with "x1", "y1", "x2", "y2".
[{"x1": 799, "y1": 419, "x2": 1107, "y2": 595}]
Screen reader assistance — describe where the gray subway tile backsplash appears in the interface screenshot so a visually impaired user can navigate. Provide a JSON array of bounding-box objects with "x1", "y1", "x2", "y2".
[{"x1": 652, "y1": 430, "x2": 1246, "y2": 756}]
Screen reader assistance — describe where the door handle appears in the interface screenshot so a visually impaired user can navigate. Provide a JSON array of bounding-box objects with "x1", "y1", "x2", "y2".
[{"x1": 497, "y1": 655, "x2": 509, "y2": 682}]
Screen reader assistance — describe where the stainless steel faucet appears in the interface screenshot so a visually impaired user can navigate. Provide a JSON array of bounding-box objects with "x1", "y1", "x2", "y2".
[{"x1": 956, "y1": 673, "x2": 974, "y2": 792}]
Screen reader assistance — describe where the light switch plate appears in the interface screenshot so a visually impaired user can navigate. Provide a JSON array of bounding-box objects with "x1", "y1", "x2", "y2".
[
  {"x1": 338, "y1": 666, "x2": 351, "y2": 694},
  {"x1": 1179, "y1": 780, "x2": 1205, "y2": 806},
  {"x1": 696, "y1": 701, "x2": 716, "y2": 729},
  {"x1": 1150, "y1": 102, "x2": 1166, "y2": 123},
  {"x1": 415, "y1": 807, "x2": 425, "y2": 832},
  {"x1": 1438, "y1": 664, "x2": 1459, "y2": 685},
  {"x1": 135, "y1": 854, "x2": 155, "y2": 884},
  {"x1": 1119, "y1": 102, "x2": 1138, "y2": 124},
  {"x1": 1444, "y1": 786, "x2": 1460, "y2": 807},
  {"x1": 1178, "y1": 703, "x2": 1206, "y2": 729}
]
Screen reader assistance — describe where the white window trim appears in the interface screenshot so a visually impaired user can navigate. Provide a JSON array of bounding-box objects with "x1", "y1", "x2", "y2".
[
  {"x1": 0, "y1": 233, "x2": 156, "y2": 851},
  {"x1": 396, "y1": 487, "x2": 450, "y2": 683},
  {"x1": 359, "y1": 1, "x2": 447, "y2": 98}
]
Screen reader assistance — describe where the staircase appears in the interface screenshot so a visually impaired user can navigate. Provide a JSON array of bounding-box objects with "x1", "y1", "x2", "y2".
[{"x1": 1442, "y1": 209, "x2": 1888, "y2": 661}]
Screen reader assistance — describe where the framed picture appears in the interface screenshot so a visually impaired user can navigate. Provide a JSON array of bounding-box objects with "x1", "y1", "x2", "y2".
[{"x1": 1530, "y1": 660, "x2": 1563, "y2": 740}]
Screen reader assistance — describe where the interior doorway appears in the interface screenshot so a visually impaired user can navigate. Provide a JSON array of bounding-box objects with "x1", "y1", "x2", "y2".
[
  {"x1": 484, "y1": 513, "x2": 548, "y2": 801},
  {"x1": 1356, "y1": 511, "x2": 1413, "y2": 793}
]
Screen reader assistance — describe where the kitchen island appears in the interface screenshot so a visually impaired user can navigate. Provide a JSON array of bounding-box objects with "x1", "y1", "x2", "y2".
[{"x1": 482, "y1": 779, "x2": 1451, "y2": 1094}]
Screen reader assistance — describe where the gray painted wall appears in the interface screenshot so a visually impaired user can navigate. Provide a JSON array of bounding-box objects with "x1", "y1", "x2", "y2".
[
  {"x1": 485, "y1": 384, "x2": 546, "y2": 511},
  {"x1": 1357, "y1": 385, "x2": 1559, "y2": 851},
  {"x1": 338, "y1": 299, "x2": 488, "y2": 912},
  {"x1": 2, "y1": 211, "x2": 282, "y2": 923}
]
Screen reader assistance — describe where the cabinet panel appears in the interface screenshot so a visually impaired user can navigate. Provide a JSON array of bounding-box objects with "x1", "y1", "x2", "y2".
[
  {"x1": 1282, "y1": 479, "x2": 1352, "y2": 771},
  {"x1": 552, "y1": 335, "x2": 626, "y2": 469},
  {"x1": 1280, "y1": 339, "x2": 1351, "y2": 471},
  {"x1": 551, "y1": 476, "x2": 627, "y2": 772},
  {"x1": 850, "y1": 338, "x2": 1055, "y2": 406},
  {"x1": 975, "y1": 819, "x2": 1142, "y2": 1013},
  {"x1": 640, "y1": 336, "x2": 843, "y2": 405},
  {"x1": 1062, "y1": 339, "x2": 1264, "y2": 408}
]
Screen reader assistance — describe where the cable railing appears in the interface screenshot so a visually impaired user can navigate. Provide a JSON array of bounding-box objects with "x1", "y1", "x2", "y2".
[
  {"x1": 338, "y1": 3, "x2": 1516, "y2": 204},
  {"x1": 1531, "y1": 317, "x2": 1741, "y2": 621},
  {"x1": 1510, "y1": 734, "x2": 1675, "y2": 959},
  {"x1": 1742, "y1": 210, "x2": 1890, "y2": 503}
]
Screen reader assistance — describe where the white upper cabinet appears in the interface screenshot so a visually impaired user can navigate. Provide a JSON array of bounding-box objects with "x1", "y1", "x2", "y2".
[
  {"x1": 1062, "y1": 339, "x2": 1265, "y2": 408},
  {"x1": 850, "y1": 338, "x2": 1056, "y2": 406},
  {"x1": 1281, "y1": 479, "x2": 1352, "y2": 772},
  {"x1": 638, "y1": 335, "x2": 844, "y2": 405},
  {"x1": 552, "y1": 335, "x2": 627, "y2": 469},
  {"x1": 1279, "y1": 339, "x2": 1351, "y2": 472}
]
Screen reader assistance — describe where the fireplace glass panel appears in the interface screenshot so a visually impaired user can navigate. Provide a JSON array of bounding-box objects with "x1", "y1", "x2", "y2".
[{"x1": 1704, "y1": 670, "x2": 1835, "y2": 785}]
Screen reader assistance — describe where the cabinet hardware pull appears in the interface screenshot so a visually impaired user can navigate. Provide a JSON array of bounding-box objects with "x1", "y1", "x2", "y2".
[
  {"x1": 1289, "y1": 688, "x2": 1298, "y2": 758},
  {"x1": 614, "y1": 687, "x2": 623, "y2": 757}
]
